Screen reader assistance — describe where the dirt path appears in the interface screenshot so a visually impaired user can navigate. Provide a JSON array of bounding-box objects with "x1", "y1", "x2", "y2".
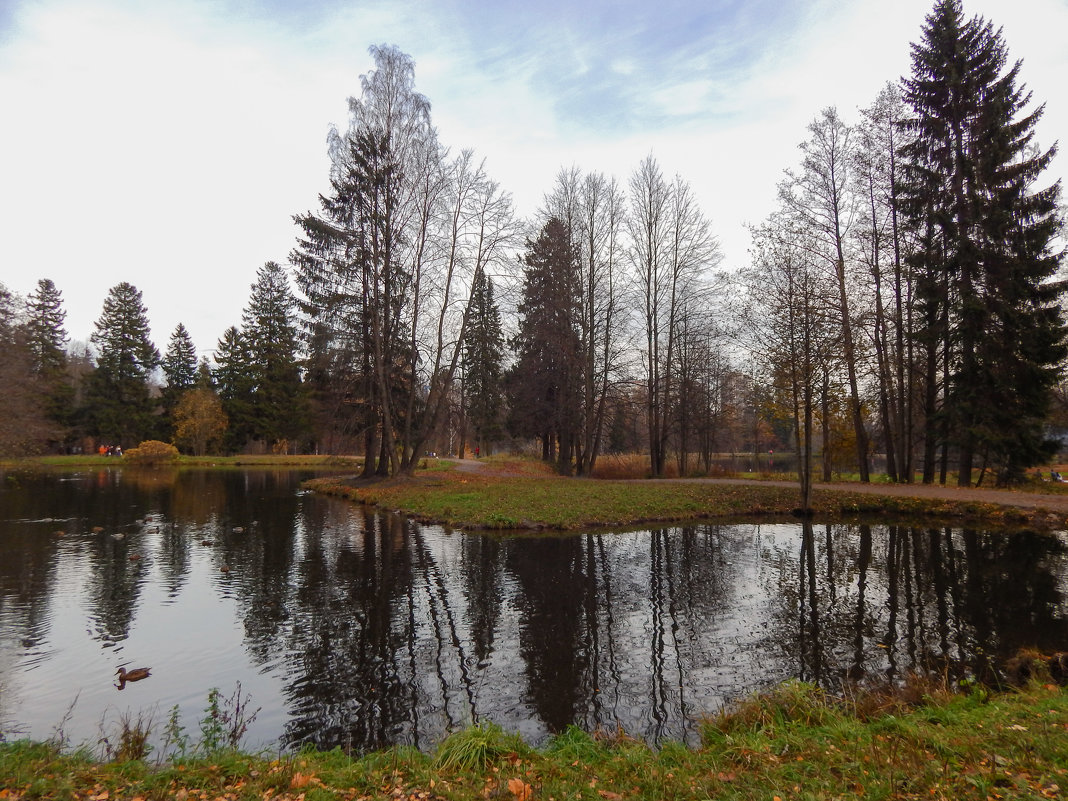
[
  {"x1": 708, "y1": 477, "x2": 1068, "y2": 514},
  {"x1": 445, "y1": 458, "x2": 1068, "y2": 514}
]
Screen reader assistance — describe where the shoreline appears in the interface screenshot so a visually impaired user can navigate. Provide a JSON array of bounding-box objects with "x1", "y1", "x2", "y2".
[{"x1": 3, "y1": 675, "x2": 1066, "y2": 800}]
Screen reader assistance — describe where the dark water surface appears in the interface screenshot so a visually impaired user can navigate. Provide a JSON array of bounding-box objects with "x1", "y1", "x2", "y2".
[{"x1": 2, "y1": 468, "x2": 1067, "y2": 753}]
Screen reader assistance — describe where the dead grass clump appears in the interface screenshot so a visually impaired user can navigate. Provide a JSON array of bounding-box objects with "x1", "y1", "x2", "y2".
[
  {"x1": 591, "y1": 721, "x2": 641, "y2": 749},
  {"x1": 1051, "y1": 652, "x2": 1068, "y2": 684},
  {"x1": 707, "y1": 680, "x2": 834, "y2": 735},
  {"x1": 839, "y1": 672, "x2": 955, "y2": 721},
  {"x1": 1003, "y1": 649, "x2": 1068, "y2": 687},
  {"x1": 591, "y1": 454, "x2": 683, "y2": 479},
  {"x1": 99, "y1": 709, "x2": 156, "y2": 762},
  {"x1": 591, "y1": 453, "x2": 649, "y2": 479}
]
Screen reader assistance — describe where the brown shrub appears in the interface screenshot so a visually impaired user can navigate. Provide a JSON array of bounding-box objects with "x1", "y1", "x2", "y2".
[
  {"x1": 591, "y1": 453, "x2": 682, "y2": 479},
  {"x1": 123, "y1": 440, "x2": 180, "y2": 465}
]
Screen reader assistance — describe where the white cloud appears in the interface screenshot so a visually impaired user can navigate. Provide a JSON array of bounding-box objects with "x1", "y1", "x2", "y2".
[{"x1": 0, "y1": 0, "x2": 1065, "y2": 355}]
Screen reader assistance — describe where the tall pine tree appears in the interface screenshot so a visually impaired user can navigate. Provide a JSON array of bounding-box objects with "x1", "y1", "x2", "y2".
[
  {"x1": 213, "y1": 325, "x2": 255, "y2": 453},
  {"x1": 462, "y1": 267, "x2": 505, "y2": 456},
  {"x1": 901, "y1": 0, "x2": 1066, "y2": 485},
  {"x1": 24, "y1": 279, "x2": 68, "y2": 376},
  {"x1": 160, "y1": 323, "x2": 198, "y2": 436},
  {"x1": 24, "y1": 278, "x2": 73, "y2": 440},
  {"x1": 85, "y1": 282, "x2": 160, "y2": 446},
  {"x1": 0, "y1": 282, "x2": 62, "y2": 453},
  {"x1": 508, "y1": 217, "x2": 582, "y2": 472},
  {"x1": 241, "y1": 262, "x2": 307, "y2": 452}
]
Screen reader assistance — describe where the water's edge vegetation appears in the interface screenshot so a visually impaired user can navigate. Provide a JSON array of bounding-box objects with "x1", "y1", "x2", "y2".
[{"x1": 3, "y1": 672, "x2": 1067, "y2": 800}]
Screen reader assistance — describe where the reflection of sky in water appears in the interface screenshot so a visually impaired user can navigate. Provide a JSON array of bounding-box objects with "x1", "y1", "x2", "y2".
[{"x1": 1, "y1": 469, "x2": 1067, "y2": 754}]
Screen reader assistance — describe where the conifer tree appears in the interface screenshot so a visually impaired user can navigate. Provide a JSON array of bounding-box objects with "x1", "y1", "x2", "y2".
[
  {"x1": 24, "y1": 278, "x2": 73, "y2": 438},
  {"x1": 241, "y1": 262, "x2": 307, "y2": 452},
  {"x1": 462, "y1": 267, "x2": 505, "y2": 456},
  {"x1": 900, "y1": 0, "x2": 1066, "y2": 485},
  {"x1": 24, "y1": 279, "x2": 68, "y2": 376},
  {"x1": 161, "y1": 323, "x2": 198, "y2": 435},
  {"x1": 508, "y1": 217, "x2": 582, "y2": 471},
  {"x1": 162, "y1": 324, "x2": 198, "y2": 394},
  {"x1": 85, "y1": 282, "x2": 160, "y2": 445},
  {"x1": 0, "y1": 282, "x2": 62, "y2": 453},
  {"x1": 213, "y1": 325, "x2": 255, "y2": 453}
]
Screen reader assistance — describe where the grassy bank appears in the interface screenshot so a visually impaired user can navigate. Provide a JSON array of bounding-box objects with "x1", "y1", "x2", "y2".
[
  {"x1": 306, "y1": 463, "x2": 1045, "y2": 532},
  {"x1": 3, "y1": 678, "x2": 1066, "y2": 800}
]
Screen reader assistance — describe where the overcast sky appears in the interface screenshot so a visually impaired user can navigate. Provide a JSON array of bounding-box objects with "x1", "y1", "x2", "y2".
[{"x1": 1, "y1": 0, "x2": 1066, "y2": 358}]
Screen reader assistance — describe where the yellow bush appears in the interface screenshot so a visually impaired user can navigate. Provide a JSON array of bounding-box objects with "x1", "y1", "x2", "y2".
[{"x1": 123, "y1": 440, "x2": 180, "y2": 465}]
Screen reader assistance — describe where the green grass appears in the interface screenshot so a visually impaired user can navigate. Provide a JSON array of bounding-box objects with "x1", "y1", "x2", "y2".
[
  {"x1": 306, "y1": 466, "x2": 1050, "y2": 532},
  {"x1": 3, "y1": 679, "x2": 1066, "y2": 800}
]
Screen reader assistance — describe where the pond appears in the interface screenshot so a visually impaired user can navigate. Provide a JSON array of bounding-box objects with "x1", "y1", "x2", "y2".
[{"x1": 1, "y1": 467, "x2": 1067, "y2": 754}]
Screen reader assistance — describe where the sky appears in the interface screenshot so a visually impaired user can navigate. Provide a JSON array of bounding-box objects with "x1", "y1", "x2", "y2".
[{"x1": 1, "y1": 0, "x2": 1066, "y2": 358}]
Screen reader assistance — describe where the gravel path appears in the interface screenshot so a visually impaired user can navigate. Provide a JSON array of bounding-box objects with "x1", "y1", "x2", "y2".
[{"x1": 705, "y1": 477, "x2": 1068, "y2": 513}]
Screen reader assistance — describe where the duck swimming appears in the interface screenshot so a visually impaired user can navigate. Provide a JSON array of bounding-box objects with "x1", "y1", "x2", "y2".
[{"x1": 115, "y1": 666, "x2": 151, "y2": 688}]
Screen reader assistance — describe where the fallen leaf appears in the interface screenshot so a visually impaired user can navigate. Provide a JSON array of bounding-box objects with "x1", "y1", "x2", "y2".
[
  {"x1": 508, "y1": 777, "x2": 533, "y2": 801},
  {"x1": 598, "y1": 792, "x2": 623, "y2": 800}
]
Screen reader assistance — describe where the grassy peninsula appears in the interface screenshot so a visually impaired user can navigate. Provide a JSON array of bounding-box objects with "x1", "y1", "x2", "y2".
[{"x1": 305, "y1": 456, "x2": 1051, "y2": 532}]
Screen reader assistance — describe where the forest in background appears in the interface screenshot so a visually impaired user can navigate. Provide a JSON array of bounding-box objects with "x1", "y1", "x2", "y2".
[{"x1": 2, "y1": 0, "x2": 1066, "y2": 495}]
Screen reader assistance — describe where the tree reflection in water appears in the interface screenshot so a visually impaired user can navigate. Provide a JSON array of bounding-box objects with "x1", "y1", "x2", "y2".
[
  {"x1": 780, "y1": 521, "x2": 1068, "y2": 690},
  {"x1": 1, "y1": 469, "x2": 1067, "y2": 753}
]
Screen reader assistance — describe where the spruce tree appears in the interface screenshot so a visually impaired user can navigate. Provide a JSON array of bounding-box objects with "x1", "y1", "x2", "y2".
[
  {"x1": 0, "y1": 282, "x2": 62, "y2": 453},
  {"x1": 24, "y1": 279, "x2": 68, "y2": 376},
  {"x1": 241, "y1": 261, "x2": 307, "y2": 452},
  {"x1": 24, "y1": 278, "x2": 73, "y2": 438},
  {"x1": 214, "y1": 325, "x2": 255, "y2": 454},
  {"x1": 291, "y1": 144, "x2": 371, "y2": 460},
  {"x1": 462, "y1": 267, "x2": 505, "y2": 456},
  {"x1": 900, "y1": 0, "x2": 1066, "y2": 485},
  {"x1": 508, "y1": 217, "x2": 582, "y2": 471},
  {"x1": 85, "y1": 282, "x2": 160, "y2": 446},
  {"x1": 160, "y1": 323, "x2": 198, "y2": 435},
  {"x1": 162, "y1": 324, "x2": 198, "y2": 393}
]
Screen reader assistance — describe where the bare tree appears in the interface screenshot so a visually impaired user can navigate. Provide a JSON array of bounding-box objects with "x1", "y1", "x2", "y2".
[
  {"x1": 402, "y1": 152, "x2": 518, "y2": 472},
  {"x1": 293, "y1": 46, "x2": 516, "y2": 476},
  {"x1": 628, "y1": 156, "x2": 720, "y2": 476},
  {"x1": 738, "y1": 217, "x2": 836, "y2": 509},
  {"x1": 780, "y1": 107, "x2": 871, "y2": 481},
  {"x1": 854, "y1": 84, "x2": 917, "y2": 482},
  {"x1": 543, "y1": 168, "x2": 628, "y2": 474}
]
